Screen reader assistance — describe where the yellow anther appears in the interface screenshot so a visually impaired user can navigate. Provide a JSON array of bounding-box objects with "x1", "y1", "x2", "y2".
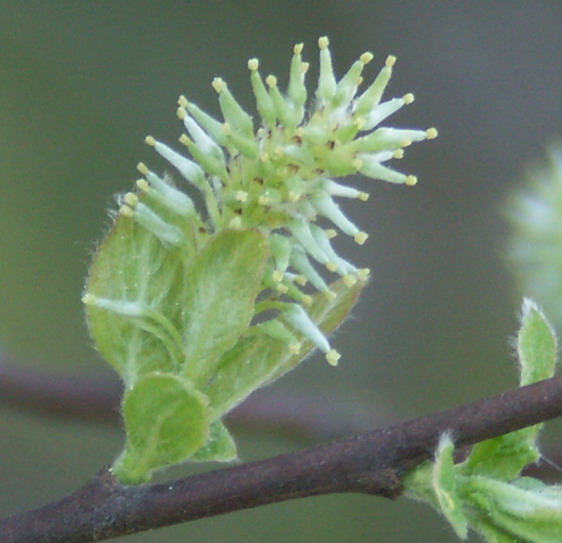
[
  {"x1": 289, "y1": 343, "x2": 302, "y2": 354},
  {"x1": 393, "y1": 149, "x2": 405, "y2": 159},
  {"x1": 293, "y1": 43, "x2": 304, "y2": 55},
  {"x1": 119, "y1": 205, "x2": 134, "y2": 217},
  {"x1": 177, "y1": 95, "x2": 189, "y2": 108},
  {"x1": 426, "y1": 127, "x2": 439, "y2": 139},
  {"x1": 258, "y1": 195, "x2": 270, "y2": 205},
  {"x1": 354, "y1": 117, "x2": 366, "y2": 130},
  {"x1": 272, "y1": 270, "x2": 284, "y2": 282},
  {"x1": 82, "y1": 293, "x2": 96, "y2": 305},
  {"x1": 276, "y1": 283, "x2": 289, "y2": 294},
  {"x1": 301, "y1": 62, "x2": 310, "y2": 74},
  {"x1": 324, "y1": 228, "x2": 338, "y2": 239},
  {"x1": 403, "y1": 93, "x2": 415, "y2": 104},
  {"x1": 385, "y1": 55, "x2": 397, "y2": 67},
  {"x1": 136, "y1": 179, "x2": 150, "y2": 193},
  {"x1": 179, "y1": 134, "x2": 192, "y2": 146},
  {"x1": 326, "y1": 349, "x2": 341, "y2": 367},
  {"x1": 326, "y1": 262, "x2": 338, "y2": 273},
  {"x1": 302, "y1": 295, "x2": 313, "y2": 306},
  {"x1": 288, "y1": 191, "x2": 299, "y2": 202},
  {"x1": 295, "y1": 275, "x2": 307, "y2": 286},
  {"x1": 352, "y1": 158, "x2": 363, "y2": 170},
  {"x1": 354, "y1": 232, "x2": 368, "y2": 245},
  {"x1": 265, "y1": 74, "x2": 277, "y2": 88},
  {"x1": 176, "y1": 107, "x2": 187, "y2": 120},
  {"x1": 248, "y1": 58, "x2": 259, "y2": 71},
  {"x1": 358, "y1": 268, "x2": 371, "y2": 280},
  {"x1": 235, "y1": 191, "x2": 248, "y2": 202},
  {"x1": 318, "y1": 36, "x2": 329, "y2": 49},
  {"x1": 228, "y1": 216, "x2": 242, "y2": 229},
  {"x1": 343, "y1": 274, "x2": 357, "y2": 287},
  {"x1": 144, "y1": 135, "x2": 157, "y2": 147},
  {"x1": 360, "y1": 52, "x2": 374, "y2": 64},
  {"x1": 325, "y1": 290, "x2": 337, "y2": 301},
  {"x1": 123, "y1": 192, "x2": 138, "y2": 207},
  {"x1": 401, "y1": 139, "x2": 413, "y2": 148},
  {"x1": 211, "y1": 77, "x2": 226, "y2": 93},
  {"x1": 222, "y1": 122, "x2": 233, "y2": 135},
  {"x1": 358, "y1": 191, "x2": 369, "y2": 201},
  {"x1": 405, "y1": 175, "x2": 418, "y2": 186},
  {"x1": 137, "y1": 162, "x2": 149, "y2": 176}
]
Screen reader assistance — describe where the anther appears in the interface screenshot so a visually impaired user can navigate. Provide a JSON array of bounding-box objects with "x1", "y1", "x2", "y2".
[
  {"x1": 179, "y1": 134, "x2": 192, "y2": 146},
  {"x1": 119, "y1": 205, "x2": 134, "y2": 217},
  {"x1": 235, "y1": 191, "x2": 248, "y2": 202},
  {"x1": 405, "y1": 175, "x2": 418, "y2": 186},
  {"x1": 360, "y1": 52, "x2": 374, "y2": 64},
  {"x1": 212, "y1": 77, "x2": 226, "y2": 93},
  {"x1": 326, "y1": 349, "x2": 341, "y2": 366},
  {"x1": 123, "y1": 192, "x2": 138, "y2": 207},
  {"x1": 137, "y1": 162, "x2": 149, "y2": 176},
  {"x1": 276, "y1": 283, "x2": 289, "y2": 294},
  {"x1": 136, "y1": 179, "x2": 150, "y2": 193},
  {"x1": 318, "y1": 36, "x2": 329, "y2": 49},
  {"x1": 385, "y1": 55, "x2": 397, "y2": 67},
  {"x1": 426, "y1": 127, "x2": 439, "y2": 139},
  {"x1": 403, "y1": 93, "x2": 415, "y2": 104},
  {"x1": 354, "y1": 232, "x2": 368, "y2": 245}
]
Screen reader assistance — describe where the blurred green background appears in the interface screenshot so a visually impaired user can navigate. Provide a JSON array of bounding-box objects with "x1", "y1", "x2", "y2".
[{"x1": 1, "y1": 1, "x2": 561, "y2": 541}]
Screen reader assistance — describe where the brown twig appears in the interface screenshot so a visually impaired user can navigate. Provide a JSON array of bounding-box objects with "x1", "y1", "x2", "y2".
[
  {"x1": 0, "y1": 356, "x2": 389, "y2": 438},
  {"x1": 2, "y1": 375, "x2": 561, "y2": 543}
]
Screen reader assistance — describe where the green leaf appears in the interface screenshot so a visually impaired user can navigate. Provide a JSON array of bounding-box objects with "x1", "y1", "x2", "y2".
[
  {"x1": 113, "y1": 372, "x2": 209, "y2": 484},
  {"x1": 84, "y1": 214, "x2": 187, "y2": 380},
  {"x1": 517, "y1": 298, "x2": 557, "y2": 386},
  {"x1": 191, "y1": 420, "x2": 237, "y2": 462},
  {"x1": 180, "y1": 229, "x2": 269, "y2": 384},
  {"x1": 462, "y1": 299, "x2": 557, "y2": 480},
  {"x1": 204, "y1": 276, "x2": 366, "y2": 418},
  {"x1": 464, "y1": 476, "x2": 562, "y2": 543},
  {"x1": 431, "y1": 435, "x2": 468, "y2": 539}
]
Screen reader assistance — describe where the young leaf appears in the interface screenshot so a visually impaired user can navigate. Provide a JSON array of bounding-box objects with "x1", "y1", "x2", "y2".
[
  {"x1": 431, "y1": 435, "x2": 469, "y2": 539},
  {"x1": 113, "y1": 372, "x2": 209, "y2": 484},
  {"x1": 180, "y1": 229, "x2": 269, "y2": 384},
  {"x1": 204, "y1": 276, "x2": 367, "y2": 418},
  {"x1": 84, "y1": 215, "x2": 187, "y2": 380},
  {"x1": 464, "y1": 476, "x2": 562, "y2": 543},
  {"x1": 191, "y1": 420, "x2": 237, "y2": 462},
  {"x1": 462, "y1": 299, "x2": 557, "y2": 480},
  {"x1": 517, "y1": 298, "x2": 557, "y2": 386}
]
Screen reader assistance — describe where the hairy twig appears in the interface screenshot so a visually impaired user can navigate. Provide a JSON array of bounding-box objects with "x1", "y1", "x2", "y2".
[{"x1": 2, "y1": 375, "x2": 561, "y2": 543}]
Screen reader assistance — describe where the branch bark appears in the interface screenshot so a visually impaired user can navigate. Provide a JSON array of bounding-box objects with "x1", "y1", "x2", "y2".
[
  {"x1": 0, "y1": 357, "x2": 388, "y2": 438},
  {"x1": 2, "y1": 375, "x2": 561, "y2": 543}
]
